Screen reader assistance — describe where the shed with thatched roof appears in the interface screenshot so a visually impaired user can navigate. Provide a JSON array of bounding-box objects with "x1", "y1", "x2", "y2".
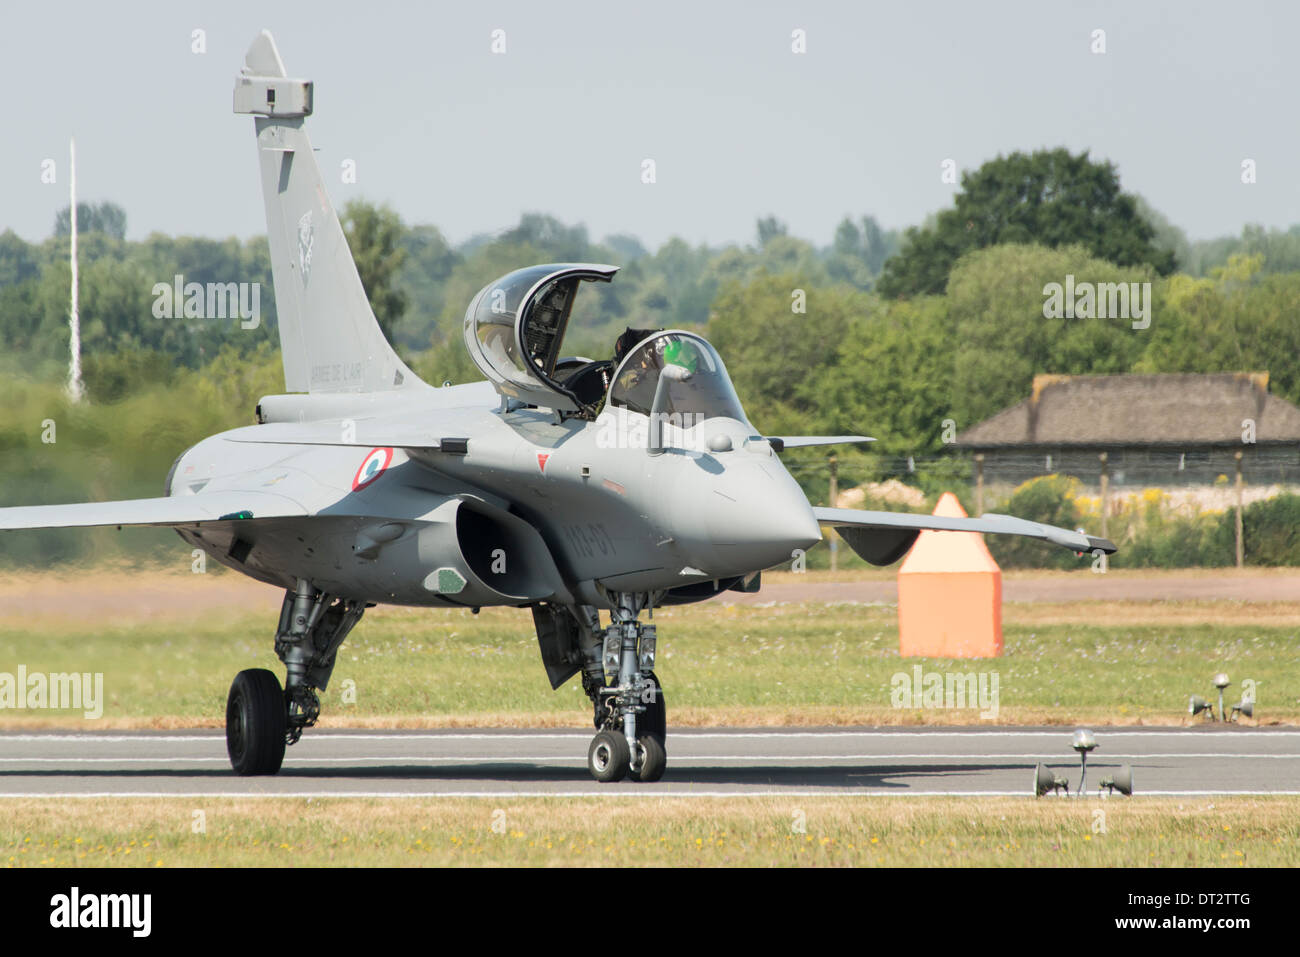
[{"x1": 955, "y1": 372, "x2": 1300, "y2": 489}]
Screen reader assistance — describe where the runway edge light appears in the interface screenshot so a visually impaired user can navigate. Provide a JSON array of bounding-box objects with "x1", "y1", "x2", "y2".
[
  {"x1": 1099, "y1": 765, "x2": 1134, "y2": 797},
  {"x1": 1034, "y1": 763, "x2": 1069, "y2": 797}
]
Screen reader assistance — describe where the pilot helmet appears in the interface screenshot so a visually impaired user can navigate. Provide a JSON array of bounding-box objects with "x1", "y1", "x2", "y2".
[{"x1": 660, "y1": 337, "x2": 698, "y2": 373}]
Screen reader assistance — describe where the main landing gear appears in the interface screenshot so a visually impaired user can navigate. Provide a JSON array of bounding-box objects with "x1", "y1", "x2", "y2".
[
  {"x1": 223, "y1": 581, "x2": 669, "y2": 782},
  {"x1": 582, "y1": 592, "x2": 667, "y2": 784},
  {"x1": 225, "y1": 578, "x2": 365, "y2": 775}
]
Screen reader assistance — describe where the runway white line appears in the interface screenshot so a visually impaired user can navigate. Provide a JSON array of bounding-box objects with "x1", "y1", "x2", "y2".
[
  {"x1": 0, "y1": 752, "x2": 1294, "y2": 763},
  {"x1": 2, "y1": 730, "x2": 1295, "y2": 742}
]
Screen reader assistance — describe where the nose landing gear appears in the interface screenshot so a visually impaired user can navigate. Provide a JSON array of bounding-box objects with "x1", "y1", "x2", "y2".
[{"x1": 583, "y1": 592, "x2": 667, "y2": 783}]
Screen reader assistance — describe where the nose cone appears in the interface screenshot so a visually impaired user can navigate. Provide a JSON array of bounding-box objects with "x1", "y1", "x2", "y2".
[{"x1": 672, "y1": 455, "x2": 821, "y2": 574}]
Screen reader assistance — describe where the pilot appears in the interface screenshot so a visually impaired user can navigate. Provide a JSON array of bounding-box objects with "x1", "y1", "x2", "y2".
[
  {"x1": 608, "y1": 327, "x2": 664, "y2": 403},
  {"x1": 613, "y1": 327, "x2": 662, "y2": 366}
]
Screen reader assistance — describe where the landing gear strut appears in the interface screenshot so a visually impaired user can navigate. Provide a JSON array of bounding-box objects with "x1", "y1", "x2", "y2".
[
  {"x1": 582, "y1": 592, "x2": 667, "y2": 783},
  {"x1": 225, "y1": 578, "x2": 365, "y2": 775}
]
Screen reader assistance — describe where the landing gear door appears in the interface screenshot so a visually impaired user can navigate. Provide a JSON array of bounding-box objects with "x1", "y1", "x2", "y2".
[
  {"x1": 463, "y1": 263, "x2": 619, "y2": 413},
  {"x1": 531, "y1": 604, "x2": 583, "y2": 690}
]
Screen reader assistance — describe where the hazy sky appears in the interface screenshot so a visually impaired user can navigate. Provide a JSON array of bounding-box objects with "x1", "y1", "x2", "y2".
[{"x1": 3, "y1": 1, "x2": 1295, "y2": 250}]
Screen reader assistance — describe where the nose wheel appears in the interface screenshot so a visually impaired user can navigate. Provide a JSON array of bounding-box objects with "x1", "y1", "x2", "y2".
[
  {"x1": 630, "y1": 734, "x2": 666, "y2": 783},
  {"x1": 586, "y1": 730, "x2": 666, "y2": 783},
  {"x1": 588, "y1": 730, "x2": 631, "y2": 782},
  {"x1": 587, "y1": 679, "x2": 667, "y2": 783}
]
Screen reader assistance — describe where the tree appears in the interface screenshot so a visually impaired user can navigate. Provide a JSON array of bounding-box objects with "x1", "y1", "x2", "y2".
[
  {"x1": 859, "y1": 216, "x2": 898, "y2": 276},
  {"x1": 612, "y1": 236, "x2": 715, "y2": 332},
  {"x1": 1179, "y1": 223, "x2": 1300, "y2": 277},
  {"x1": 944, "y1": 243, "x2": 1155, "y2": 428},
  {"x1": 54, "y1": 201, "x2": 127, "y2": 240},
  {"x1": 0, "y1": 230, "x2": 38, "y2": 286},
  {"x1": 1135, "y1": 195, "x2": 1191, "y2": 272},
  {"x1": 500, "y1": 213, "x2": 590, "y2": 261},
  {"x1": 821, "y1": 294, "x2": 952, "y2": 456},
  {"x1": 394, "y1": 224, "x2": 461, "y2": 350},
  {"x1": 341, "y1": 200, "x2": 408, "y2": 342},
  {"x1": 411, "y1": 334, "x2": 481, "y2": 388},
  {"x1": 1137, "y1": 257, "x2": 1300, "y2": 406},
  {"x1": 706, "y1": 271, "x2": 865, "y2": 433},
  {"x1": 877, "y1": 149, "x2": 1176, "y2": 298},
  {"x1": 824, "y1": 215, "x2": 901, "y2": 290},
  {"x1": 756, "y1": 216, "x2": 788, "y2": 247},
  {"x1": 601, "y1": 233, "x2": 648, "y2": 263}
]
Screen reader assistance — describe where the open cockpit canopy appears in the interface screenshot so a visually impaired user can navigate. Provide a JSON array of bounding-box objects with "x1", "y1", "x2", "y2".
[{"x1": 463, "y1": 263, "x2": 618, "y2": 413}]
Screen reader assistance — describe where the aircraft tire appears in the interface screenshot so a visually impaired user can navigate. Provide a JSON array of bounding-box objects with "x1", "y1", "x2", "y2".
[
  {"x1": 588, "y1": 730, "x2": 630, "y2": 783},
  {"x1": 226, "y1": 668, "x2": 287, "y2": 775},
  {"x1": 629, "y1": 734, "x2": 666, "y2": 783},
  {"x1": 642, "y1": 671, "x2": 666, "y2": 748}
]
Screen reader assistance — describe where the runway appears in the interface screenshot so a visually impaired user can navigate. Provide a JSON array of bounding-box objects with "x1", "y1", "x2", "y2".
[{"x1": 0, "y1": 727, "x2": 1297, "y2": 797}]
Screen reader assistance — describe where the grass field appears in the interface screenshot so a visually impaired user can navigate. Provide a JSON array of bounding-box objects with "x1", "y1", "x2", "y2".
[
  {"x1": 0, "y1": 567, "x2": 1295, "y2": 727},
  {"x1": 2, "y1": 796, "x2": 1295, "y2": 867},
  {"x1": 1, "y1": 567, "x2": 1297, "y2": 868}
]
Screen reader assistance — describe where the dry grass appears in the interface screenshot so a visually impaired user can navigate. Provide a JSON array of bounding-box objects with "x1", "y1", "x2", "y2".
[
  {"x1": 1004, "y1": 600, "x2": 1300, "y2": 627},
  {"x1": 2, "y1": 581, "x2": 1297, "y2": 727},
  {"x1": 2, "y1": 796, "x2": 1295, "y2": 867}
]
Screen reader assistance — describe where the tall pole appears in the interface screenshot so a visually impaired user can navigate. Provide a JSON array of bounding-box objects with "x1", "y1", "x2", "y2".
[
  {"x1": 1235, "y1": 450, "x2": 1244, "y2": 568},
  {"x1": 67, "y1": 137, "x2": 84, "y2": 403},
  {"x1": 974, "y1": 453, "x2": 985, "y2": 516},
  {"x1": 1098, "y1": 451, "x2": 1109, "y2": 541}
]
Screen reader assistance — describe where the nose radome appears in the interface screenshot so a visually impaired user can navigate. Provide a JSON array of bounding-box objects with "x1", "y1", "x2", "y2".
[{"x1": 677, "y1": 459, "x2": 820, "y2": 574}]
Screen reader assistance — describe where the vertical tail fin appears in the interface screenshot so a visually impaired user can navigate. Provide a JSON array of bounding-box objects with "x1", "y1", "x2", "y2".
[{"x1": 233, "y1": 31, "x2": 423, "y2": 394}]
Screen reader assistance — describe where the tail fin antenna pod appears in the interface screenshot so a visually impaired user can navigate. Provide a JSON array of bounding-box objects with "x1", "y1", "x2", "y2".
[{"x1": 233, "y1": 31, "x2": 424, "y2": 395}]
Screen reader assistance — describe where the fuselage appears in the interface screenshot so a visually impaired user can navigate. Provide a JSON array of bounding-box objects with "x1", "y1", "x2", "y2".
[{"x1": 166, "y1": 381, "x2": 822, "y2": 610}]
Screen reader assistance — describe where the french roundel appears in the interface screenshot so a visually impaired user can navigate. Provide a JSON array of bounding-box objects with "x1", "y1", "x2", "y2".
[{"x1": 352, "y1": 447, "x2": 393, "y2": 491}]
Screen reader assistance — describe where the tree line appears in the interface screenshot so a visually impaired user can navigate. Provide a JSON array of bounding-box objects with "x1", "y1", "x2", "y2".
[{"x1": 4, "y1": 148, "x2": 1300, "y2": 534}]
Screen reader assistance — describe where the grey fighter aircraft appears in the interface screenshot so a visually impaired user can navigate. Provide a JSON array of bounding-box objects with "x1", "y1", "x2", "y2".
[{"x1": 0, "y1": 33, "x2": 1115, "y2": 782}]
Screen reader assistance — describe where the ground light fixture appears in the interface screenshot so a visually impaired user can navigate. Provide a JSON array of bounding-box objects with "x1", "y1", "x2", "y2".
[
  {"x1": 1033, "y1": 729, "x2": 1132, "y2": 797},
  {"x1": 1213, "y1": 672, "x2": 1231, "y2": 722},
  {"x1": 1034, "y1": 763, "x2": 1069, "y2": 797},
  {"x1": 1229, "y1": 699, "x2": 1254, "y2": 722},
  {"x1": 1098, "y1": 765, "x2": 1134, "y2": 796},
  {"x1": 1190, "y1": 673, "x2": 1243, "y2": 722},
  {"x1": 1072, "y1": 728, "x2": 1097, "y2": 794}
]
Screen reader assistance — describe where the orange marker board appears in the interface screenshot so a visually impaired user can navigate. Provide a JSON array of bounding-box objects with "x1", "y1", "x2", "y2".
[{"x1": 897, "y1": 492, "x2": 1002, "y2": 658}]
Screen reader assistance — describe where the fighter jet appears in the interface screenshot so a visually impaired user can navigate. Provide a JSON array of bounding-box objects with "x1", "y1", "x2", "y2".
[{"x1": 0, "y1": 33, "x2": 1115, "y2": 782}]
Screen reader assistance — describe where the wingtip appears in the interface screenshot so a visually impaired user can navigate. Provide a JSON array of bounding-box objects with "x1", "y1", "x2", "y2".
[{"x1": 1086, "y1": 536, "x2": 1117, "y2": 555}]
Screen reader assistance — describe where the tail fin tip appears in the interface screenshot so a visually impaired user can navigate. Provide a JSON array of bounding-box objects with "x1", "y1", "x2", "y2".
[
  {"x1": 234, "y1": 32, "x2": 423, "y2": 395},
  {"x1": 244, "y1": 31, "x2": 287, "y2": 78}
]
